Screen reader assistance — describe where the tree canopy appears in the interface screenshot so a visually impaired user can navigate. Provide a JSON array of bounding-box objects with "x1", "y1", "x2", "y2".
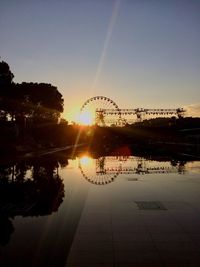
[
  {"x1": 0, "y1": 60, "x2": 64, "y2": 123},
  {"x1": 0, "y1": 60, "x2": 14, "y2": 85}
]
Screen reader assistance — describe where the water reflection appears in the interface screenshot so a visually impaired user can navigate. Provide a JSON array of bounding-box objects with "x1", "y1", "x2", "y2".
[
  {"x1": 0, "y1": 147, "x2": 200, "y2": 266},
  {"x1": 0, "y1": 154, "x2": 66, "y2": 247},
  {"x1": 78, "y1": 155, "x2": 188, "y2": 185}
]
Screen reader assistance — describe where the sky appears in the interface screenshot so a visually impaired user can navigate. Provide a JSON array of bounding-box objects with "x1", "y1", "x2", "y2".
[{"x1": 0, "y1": 0, "x2": 200, "y2": 121}]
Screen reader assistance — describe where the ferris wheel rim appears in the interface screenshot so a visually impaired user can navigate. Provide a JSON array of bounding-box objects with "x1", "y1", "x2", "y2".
[
  {"x1": 80, "y1": 96, "x2": 120, "y2": 112},
  {"x1": 80, "y1": 96, "x2": 124, "y2": 126},
  {"x1": 78, "y1": 157, "x2": 120, "y2": 185}
]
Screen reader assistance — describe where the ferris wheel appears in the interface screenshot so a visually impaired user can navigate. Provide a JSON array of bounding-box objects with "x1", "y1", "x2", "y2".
[{"x1": 80, "y1": 96, "x2": 121, "y2": 126}]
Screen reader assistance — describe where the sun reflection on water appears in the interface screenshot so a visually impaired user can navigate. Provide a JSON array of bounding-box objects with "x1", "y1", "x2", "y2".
[{"x1": 79, "y1": 155, "x2": 93, "y2": 167}]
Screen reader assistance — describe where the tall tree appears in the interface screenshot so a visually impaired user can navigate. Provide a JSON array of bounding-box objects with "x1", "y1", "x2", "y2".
[
  {"x1": 0, "y1": 60, "x2": 15, "y2": 120},
  {"x1": 0, "y1": 60, "x2": 64, "y2": 123},
  {"x1": 0, "y1": 60, "x2": 14, "y2": 85},
  {"x1": 15, "y1": 82, "x2": 64, "y2": 124}
]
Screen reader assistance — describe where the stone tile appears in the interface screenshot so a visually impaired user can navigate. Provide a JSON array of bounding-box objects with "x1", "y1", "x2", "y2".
[
  {"x1": 68, "y1": 249, "x2": 113, "y2": 258},
  {"x1": 67, "y1": 251, "x2": 114, "y2": 264},
  {"x1": 135, "y1": 201, "x2": 167, "y2": 210},
  {"x1": 111, "y1": 209, "x2": 141, "y2": 216},
  {"x1": 111, "y1": 202, "x2": 136, "y2": 211},
  {"x1": 82, "y1": 205, "x2": 111, "y2": 212},
  {"x1": 115, "y1": 264, "x2": 161, "y2": 267},
  {"x1": 146, "y1": 223, "x2": 183, "y2": 233},
  {"x1": 92, "y1": 264, "x2": 114, "y2": 267},
  {"x1": 111, "y1": 218, "x2": 146, "y2": 227},
  {"x1": 76, "y1": 229, "x2": 112, "y2": 236},
  {"x1": 111, "y1": 212, "x2": 140, "y2": 219},
  {"x1": 66, "y1": 264, "x2": 93, "y2": 267},
  {"x1": 164, "y1": 264, "x2": 195, "y2": 267},
  {"x1": 66, "y1": 263, "x2": 115, "y2": 267},
  {"x1": 113, "y1": 232, "x2": 152, "y2": 242},
  {"x1": 139, "y1": 210, "x2": 170, "y2": 217},
  {"x1": 112, "y1": 224, "x2": 148, "y2": 233},
  {"x1": 111, "y1": 206, "x2": 138, "y2": 214},
  {"x1": 83, "y1": 200, "x2": 111, "y2": 209},
  {"x1": 70, "y1": 241, "x2": 113, "y2": 251},
  {"x1": 151, "y1": 233, "x2": 189, "y2": 242},
  {"x1": 159, "y1": 251, "x2": 200, "y2": 264},
  {"x1": 189, "y1": 235, "x2": 200, "y2": 248},
  {"x1": 78, "y1": 222, "x2": 112, "y2": 230},
  {"x1": 188, "y1": 233, "x2": 200, "y2": 240},
  {"x1": 78, "y1": 217, "x2": 111, "y2": 226},
  {"x1": 186, "y1": 228, "x2": 200, "y2": 236},
  {"x1": 139, "y1": 214, "x2": 174, "y2": 225},
  {"x1": 114, "y1": 241, "x2": 156, "y2": 251},
  {"x1": 114, "y1": 250, "x2": 161, "y2": 264},
  {"x1": 171, "y1": 213, "x2": 200, "y2": 225},
  {"x1": 163, "y1": 201, "x2": 194, "y2": 210},
  {"x1": 180, "y1": 224, "x2": 200, "y2": 234},
  {"x1": 74, "y1": 233, "x2": 113, "y2": 243},
  {"x1": 77, "y1": 222, "x2": 112, "y2": 229},
  {"x1": 111, "y1": 217, "x2": 140, "y2": 226},
  {"x1": 154, "y1": 241, "x2": 197, "y2": 252},
  {"x1": 80, "y1": 211, "x2": 111, "y2": 218}
]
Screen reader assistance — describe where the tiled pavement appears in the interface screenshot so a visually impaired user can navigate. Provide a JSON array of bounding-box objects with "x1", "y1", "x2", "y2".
[{"x1": 65, "y1": 198, "x2": 200, "y2": 266}]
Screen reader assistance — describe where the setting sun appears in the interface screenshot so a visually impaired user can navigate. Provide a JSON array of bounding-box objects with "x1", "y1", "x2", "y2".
[{"x1": 78, "y1": 111, "x2": 94, "y2": 125}]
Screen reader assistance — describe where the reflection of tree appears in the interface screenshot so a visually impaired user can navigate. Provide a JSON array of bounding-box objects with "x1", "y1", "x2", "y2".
[
  {"x1": 0, "y1": 164, "x2": 12, "y2": 181},
  {"x1": 0, "y1": 153, "x2": 68, "y2": 246},
  {"x1": 0, "y1": 216, "x2": 14, "y2": 246},
  {"x1": 14, "y1": 162, "x2": 30, "y2": 182}
]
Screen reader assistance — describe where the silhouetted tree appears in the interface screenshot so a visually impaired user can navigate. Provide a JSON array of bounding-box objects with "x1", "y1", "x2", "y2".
[
  {"x1": 0, "y1": 60, "x2": 15, "y2": 120},
  {"x1": 0, "y1": 60, "x2": 64, "y2": 124},
  {"x1": 14, "y1": 82, "x2": 64, "y2": 124},
  {"x1": 0, "y1": 60, "x2": 14, "y2": 85}
]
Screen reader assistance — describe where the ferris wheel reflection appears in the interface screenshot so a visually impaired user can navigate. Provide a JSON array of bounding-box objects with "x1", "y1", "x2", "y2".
[{"x1": 78, "y1": 155, "x2": 186, "y2": 185}]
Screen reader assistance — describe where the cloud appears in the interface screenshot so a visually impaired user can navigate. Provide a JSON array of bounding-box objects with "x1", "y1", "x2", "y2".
[{"x1": 184, "y1": 103, "x2": 200, "y2": 117}]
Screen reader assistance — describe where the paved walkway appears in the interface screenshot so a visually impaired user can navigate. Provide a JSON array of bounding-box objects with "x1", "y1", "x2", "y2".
[{"x1": 65, "y1": 174, "x2": 200, "y2": 266}]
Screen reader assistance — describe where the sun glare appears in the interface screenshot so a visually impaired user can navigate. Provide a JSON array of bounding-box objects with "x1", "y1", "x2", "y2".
[
  {"x1": 78, "y1": 111, "x2": 93, "y2": 125},
  {"x1": 64, "y1": 106, "x2": 94, "y2": 125}
]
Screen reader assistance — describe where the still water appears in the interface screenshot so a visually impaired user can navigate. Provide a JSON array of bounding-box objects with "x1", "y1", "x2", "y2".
[{"x1": 0, "y1": 151, "x2": 200, "y2": 266}]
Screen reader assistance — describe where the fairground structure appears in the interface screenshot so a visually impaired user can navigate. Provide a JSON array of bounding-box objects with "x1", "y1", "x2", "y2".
[{"x1": 80, "y1": 96, "x2": 185, "y2": 126}]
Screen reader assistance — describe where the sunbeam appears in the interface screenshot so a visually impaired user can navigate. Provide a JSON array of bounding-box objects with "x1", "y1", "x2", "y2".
[{"x1": 90, "y1": 0, "x2": 121, "y2": 94}]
